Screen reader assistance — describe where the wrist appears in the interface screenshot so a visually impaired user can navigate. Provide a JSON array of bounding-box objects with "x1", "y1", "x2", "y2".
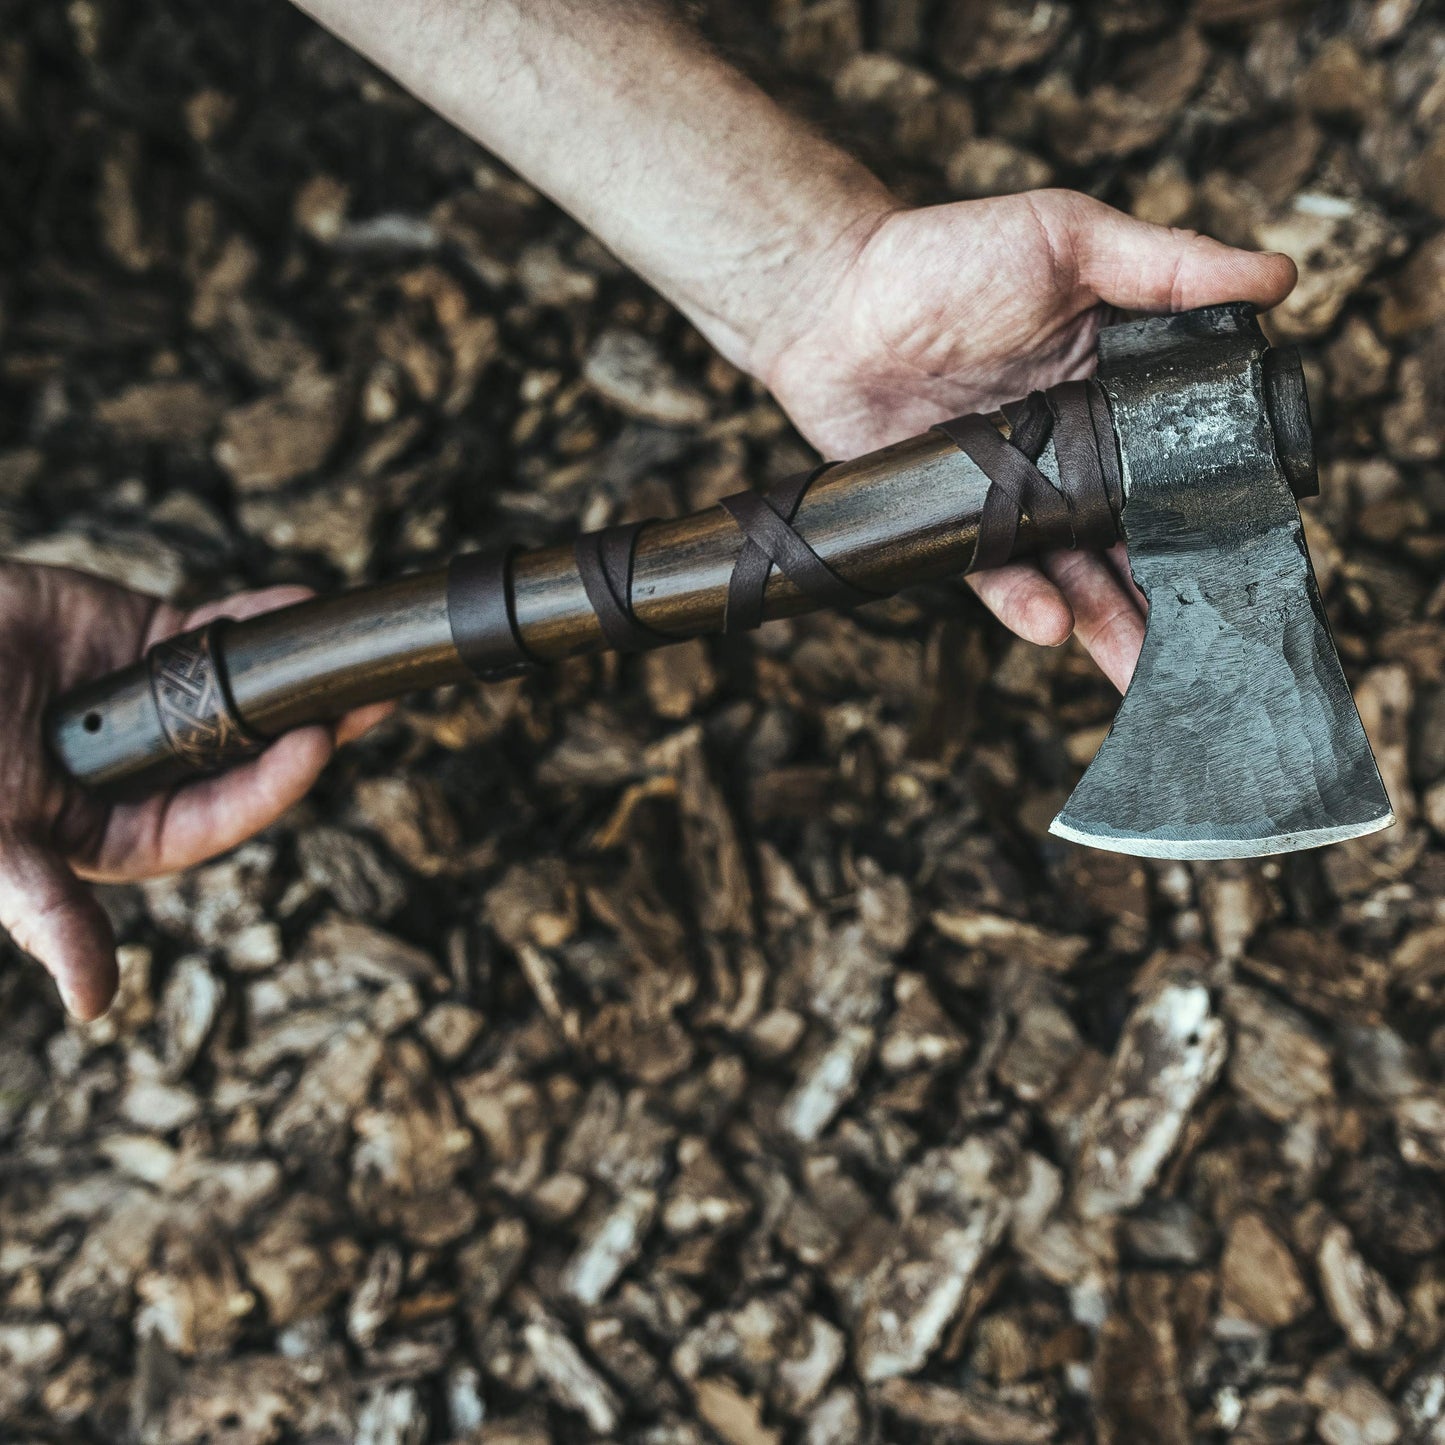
[{"x1": 686, "y1": 161, "x2": 897, "y2": 386}]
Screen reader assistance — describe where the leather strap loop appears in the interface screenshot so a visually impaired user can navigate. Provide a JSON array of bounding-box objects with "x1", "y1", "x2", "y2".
[
  {"x1": 719, "y1": 464, "x2": 879, "y2": 633},
  {"x1": 933, "y1": 378, "x2": 1121, "y2": 572},
  {"x1": 448, "y1": 549, "x2": 533, "y2": 678},
  {"x1": 1087, "y1": 380, "x2": 1124, "y2": 516},
  {"x1": 1048, "y1": 380, "x2": 1119, "y2": 553},
  {"x1": 575, "y1": 521, "x2": 665, "y2": 653}
]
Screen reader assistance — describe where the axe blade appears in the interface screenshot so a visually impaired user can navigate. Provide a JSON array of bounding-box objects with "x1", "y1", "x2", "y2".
[{"x1": 1049, "y1": 305, "x2": 1393, "y2": 860}]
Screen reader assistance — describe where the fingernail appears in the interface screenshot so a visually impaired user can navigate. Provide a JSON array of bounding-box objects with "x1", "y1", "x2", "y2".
[{"x1": 59, "y1": 978, "x2": 109, "y2": 1023}]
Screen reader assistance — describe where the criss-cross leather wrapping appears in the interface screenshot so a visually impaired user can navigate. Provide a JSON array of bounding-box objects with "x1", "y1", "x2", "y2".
[
  {"x1": 932, "y1": 379, "x2": 1120, "y2": 573},
  {"x1": 452, "y1": 377, "x2": 1123, "y2": 672},
  {"x1": 713, "y1": 376, "x2": 1121, "y2": 636}
]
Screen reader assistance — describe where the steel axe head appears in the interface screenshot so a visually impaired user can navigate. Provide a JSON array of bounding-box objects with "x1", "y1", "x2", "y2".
[{"x1": 1050, "y1": 303, "x2": 1393, "y2": 859}]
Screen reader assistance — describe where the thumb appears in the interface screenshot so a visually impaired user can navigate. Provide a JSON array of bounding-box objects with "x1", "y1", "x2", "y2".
[
  {"x1": 0, "y1": 833, "x2": 118, "y2": 1020},
  {"x1": 1069, "y1": 195, "x2": 1297, "y2": 314}
]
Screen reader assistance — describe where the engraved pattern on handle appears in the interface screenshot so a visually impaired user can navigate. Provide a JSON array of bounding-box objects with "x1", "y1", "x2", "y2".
[{"x1": 147, "y1": 623, "x2": 265, "y2": 773}]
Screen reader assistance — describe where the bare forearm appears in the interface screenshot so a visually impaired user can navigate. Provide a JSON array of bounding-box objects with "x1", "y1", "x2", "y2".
[{"x1": 292, "y1": 0, "x2": 892, "y2": 374}]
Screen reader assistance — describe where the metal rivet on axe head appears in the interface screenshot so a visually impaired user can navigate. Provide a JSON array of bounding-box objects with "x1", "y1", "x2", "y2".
[{"x1": 1050, "y1": 302, "x2": 1393, "y2": 860}]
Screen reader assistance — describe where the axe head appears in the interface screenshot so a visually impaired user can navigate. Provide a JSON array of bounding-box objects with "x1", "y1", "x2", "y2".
[{"x1": 1050, "y1": 303, "x2": 1393, "y2": 859}]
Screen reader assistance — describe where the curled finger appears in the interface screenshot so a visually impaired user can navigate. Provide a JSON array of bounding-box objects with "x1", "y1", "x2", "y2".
[{"x1": 966, "y1": 561, "x2": 1075, "y2": 648}]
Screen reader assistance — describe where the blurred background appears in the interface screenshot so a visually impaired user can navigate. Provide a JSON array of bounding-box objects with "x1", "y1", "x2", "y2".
[{"x1": 3, "y1": 1, "x2": 1445, "y2": 1441}]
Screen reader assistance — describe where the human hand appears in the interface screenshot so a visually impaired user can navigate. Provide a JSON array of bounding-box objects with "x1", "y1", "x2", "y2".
[
  {"x1": 758, "y1": 190, "x2": 1298, "y2": 690},
  {"x1": 0, "y1": 563, "x2": 388, "y2": 1019}
]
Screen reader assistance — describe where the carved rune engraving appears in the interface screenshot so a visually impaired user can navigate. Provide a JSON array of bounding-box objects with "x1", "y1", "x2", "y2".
[{"x1": 148, "y1": 625, "x2": 263, "y2": 772}]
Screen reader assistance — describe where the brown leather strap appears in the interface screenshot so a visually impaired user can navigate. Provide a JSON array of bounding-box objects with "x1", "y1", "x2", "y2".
[
  {"x1": 935, "y1": 396, "x2": 1067, "y2": 570},
  {"x1": 719, "y1": 464, "x2": 879, "y2": 634},
  {"x1": 466, "y1": 378, "x2": 1123, "y2": 661},
  {"x1": 711, "y1": 377, "x2": 1121, "y2": 635},
  {"x1": 721, "y1": 469, "x2": 812, "y2": 635},
  {"x1": 934, "y1": 378, "x2": 1120, "y2": 572},
  {"x1": 1087, "y1": 380, "x2": 1124, "y2": 516},
  {"x1": 575, "y1": 521, "x2": 664, "y2": 652},
  {"x1": 1047, "y1": 380, "x2": 1120, "y2": 552},
  {"x1": 448, "y1": 549, "x2": 533, "y2": 677}
]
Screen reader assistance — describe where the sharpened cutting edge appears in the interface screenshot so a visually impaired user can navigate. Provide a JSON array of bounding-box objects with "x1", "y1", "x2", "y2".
[{"x1": 1048, "y1": 808, "x2": 1395, "y2": 861}]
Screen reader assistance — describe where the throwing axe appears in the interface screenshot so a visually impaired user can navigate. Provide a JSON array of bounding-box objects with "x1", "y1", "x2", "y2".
[{"x1": 49, "y1": 302, "x2": 1392, "y2": 859}]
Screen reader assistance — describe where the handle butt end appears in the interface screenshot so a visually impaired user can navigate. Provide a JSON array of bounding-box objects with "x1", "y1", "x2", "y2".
[{"x1": 48, "y1": 622, "x2": 264, "y2": 798}]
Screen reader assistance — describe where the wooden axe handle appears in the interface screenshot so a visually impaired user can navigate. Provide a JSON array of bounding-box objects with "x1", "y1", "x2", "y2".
[{"x1": 53, "y1": 418, "x2": 1098, "y2": 796}]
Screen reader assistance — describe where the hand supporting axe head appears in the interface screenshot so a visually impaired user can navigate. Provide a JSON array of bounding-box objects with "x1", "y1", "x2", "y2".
[
  {"x1": 1049, "y1": 302, "x2": 1392, "y2": 858},
  {"x1": 47, "y1": 303, "x2": 1392, "y2": 861}
]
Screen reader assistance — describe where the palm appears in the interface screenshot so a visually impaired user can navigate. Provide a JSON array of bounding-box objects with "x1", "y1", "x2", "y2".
[
  {"x1": 0, "y1": 563, "x2": 375, "y2": 1018},
  {"x1": 764, "y1": 191, "x2": 1297, "y2": 690}
]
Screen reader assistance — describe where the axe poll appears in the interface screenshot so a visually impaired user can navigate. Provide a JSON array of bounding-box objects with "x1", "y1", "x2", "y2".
[{"x1": 48, "y1": 303, "x2": 1392, "y2": 859}]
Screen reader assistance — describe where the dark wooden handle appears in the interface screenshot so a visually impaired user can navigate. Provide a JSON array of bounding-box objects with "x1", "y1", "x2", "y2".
[{"x1": 48, "y1": 406, "x2": 1112, "y2": 798}]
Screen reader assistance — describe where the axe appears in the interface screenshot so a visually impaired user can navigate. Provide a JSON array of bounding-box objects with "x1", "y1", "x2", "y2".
[{"x1": 48, "y1": 302, "x2": 1392, "y2": 859}]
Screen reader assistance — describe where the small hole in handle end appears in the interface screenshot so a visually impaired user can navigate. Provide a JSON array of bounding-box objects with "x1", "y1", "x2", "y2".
[{"x1": 83, "y1": 712, "x2": 103, "y2": 733}]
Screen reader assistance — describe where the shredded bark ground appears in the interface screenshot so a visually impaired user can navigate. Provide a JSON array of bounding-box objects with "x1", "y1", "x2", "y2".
[{"x1": 5, "y1": 1, "x2": 1445, "y2": 1441}]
